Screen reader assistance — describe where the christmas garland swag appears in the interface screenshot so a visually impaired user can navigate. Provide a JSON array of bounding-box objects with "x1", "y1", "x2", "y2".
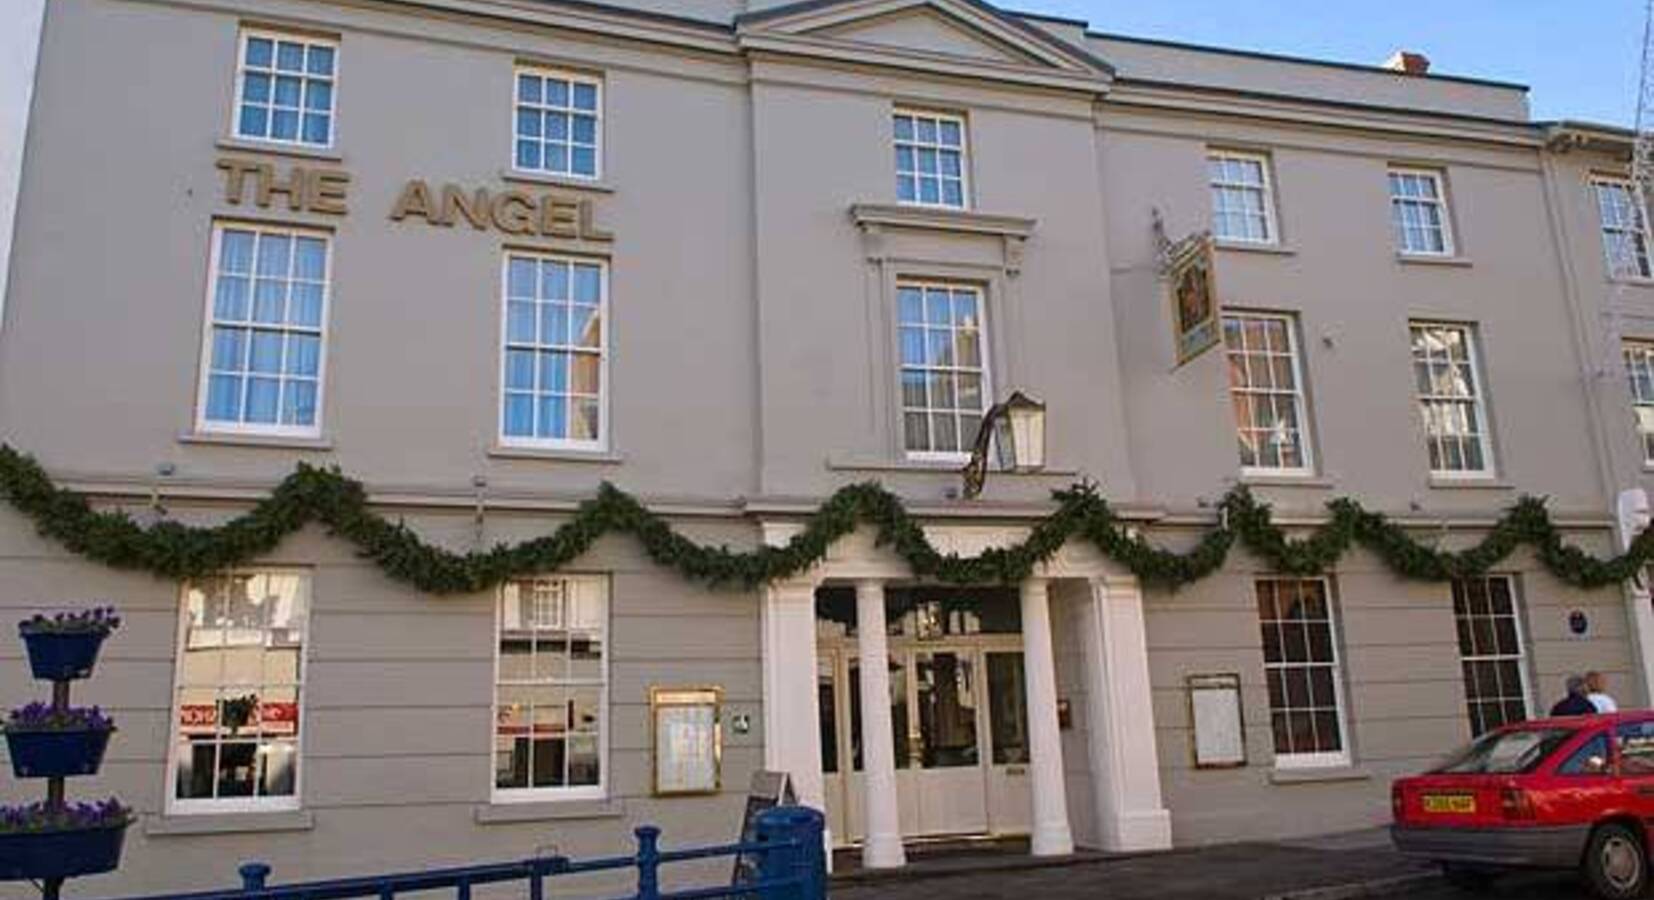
[{"x1": 0, "y1": 444, "x2": 1648, "y2": 595}]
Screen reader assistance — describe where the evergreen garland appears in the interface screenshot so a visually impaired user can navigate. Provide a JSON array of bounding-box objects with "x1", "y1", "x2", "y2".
[{"x1": 0, "y1": 444, "x2": 1648, "y2": 594}]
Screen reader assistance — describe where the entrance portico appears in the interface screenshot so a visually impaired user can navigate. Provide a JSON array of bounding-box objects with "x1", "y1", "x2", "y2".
[{"x1": 760, "y1": 522, "x2": 1172, "y2": 867}]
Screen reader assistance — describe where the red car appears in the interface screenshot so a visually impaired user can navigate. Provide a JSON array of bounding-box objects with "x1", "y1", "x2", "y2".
[{"x1": 1392, "y1": 712, "x2": 1654, "y2": 898}]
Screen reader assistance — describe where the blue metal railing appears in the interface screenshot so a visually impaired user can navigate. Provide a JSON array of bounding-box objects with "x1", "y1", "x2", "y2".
[{"x1": 110, "y1": 806, "x2": 825, "y2": 900}]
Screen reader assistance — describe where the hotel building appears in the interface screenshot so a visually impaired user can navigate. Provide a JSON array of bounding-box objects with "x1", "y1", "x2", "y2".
[{"x1": 2, "y1": 0, "x2": 1653, "y2": 892}]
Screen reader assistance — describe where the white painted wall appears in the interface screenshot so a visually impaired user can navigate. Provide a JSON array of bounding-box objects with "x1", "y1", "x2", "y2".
[{"x1": 0, "y1": 0, "x2": 47, "y2": 327}]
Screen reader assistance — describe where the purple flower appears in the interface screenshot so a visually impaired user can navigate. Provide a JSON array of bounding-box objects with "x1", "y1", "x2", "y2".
[
  {"x1": 0, "y1": 798, "x2": 129, "y2": 833},
  {"x1": 17, "y1": 605, "x2": 121, "y2": 637},
  {"x1": 3, "y1": 702, "x2": 115, "y2": 732}
]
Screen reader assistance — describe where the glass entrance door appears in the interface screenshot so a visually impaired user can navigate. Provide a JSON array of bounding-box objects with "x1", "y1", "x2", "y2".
[{"x1": 910, "y1": 650, "x2": 988, "y2": 835}]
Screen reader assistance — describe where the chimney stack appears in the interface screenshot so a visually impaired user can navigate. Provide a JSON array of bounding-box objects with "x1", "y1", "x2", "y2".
[{"x1": 1383, "y1": 50, "x2": 1431, "y2": 76}]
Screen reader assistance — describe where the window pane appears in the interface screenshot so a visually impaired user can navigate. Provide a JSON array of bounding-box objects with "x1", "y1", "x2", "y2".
[
  {"x1": 497, "y1": 579, "x2": 607, "y2": 796},
  {"x1": 1257, "y1": 579, "x2": 1344, "y2": 760}
]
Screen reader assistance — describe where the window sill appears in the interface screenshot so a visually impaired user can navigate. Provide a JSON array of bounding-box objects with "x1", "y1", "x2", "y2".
[
  {"x1": 1214, "y1": 240, "x2": 1297, "y2": 256},
  {"x1": 488, "y1": 445, "x2": 624, "y2": 464},
  {"x1": 1396, "y1": 253, "x2": 1472, "y2": 268},
  {"x1": 1608, "y1": 276, "x2": 1654, "y2": 288},
  {"x1": 1238, "y1": 472, "x2": 1334, "y2": 488},
  {"x1": 1268, "y1": 765, "x2": 1372, "y2": 785},
  {"x1": 216, "y1": 137, "x2": 344, "y2": 163},
  {"x1": 475, "y1": 799, "x2": 625, "y2": 824},
  {"x1": 500, "y1": 169, "x2": 616, "y2": 193},
  {"x1": 145, "y1": 810, "x2": 315, "y2": 837},
  {"x1": 825, "y1": 455, "x2": 1080, "y2": 477},
  {"x1": 179, "y1": 431, "x2": 335, "y2": 451},
  {"x1": 1427, "y1": 477, "x2": 1514, "y2": 491}
]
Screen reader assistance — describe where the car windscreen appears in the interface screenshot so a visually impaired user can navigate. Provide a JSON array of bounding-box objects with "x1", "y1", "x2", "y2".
[{"x1": 1432, "y1": 727, "x2": 1578, "y2": 775}]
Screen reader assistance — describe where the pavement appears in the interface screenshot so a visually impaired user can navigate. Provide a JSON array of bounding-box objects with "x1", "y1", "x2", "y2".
[{"x1": 830, "y1": 828, "x2": 1448, "y2": 900}]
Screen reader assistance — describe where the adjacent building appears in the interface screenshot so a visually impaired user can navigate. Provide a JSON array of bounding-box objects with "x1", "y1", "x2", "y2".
[{"x1": 1, "y1": 0, "x2": 1651, "y2": 893}]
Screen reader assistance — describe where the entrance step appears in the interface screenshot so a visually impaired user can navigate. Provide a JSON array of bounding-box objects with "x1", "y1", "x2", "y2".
[{"x1": 830, "y1": 836, "x2": 1116, "y2": 884}]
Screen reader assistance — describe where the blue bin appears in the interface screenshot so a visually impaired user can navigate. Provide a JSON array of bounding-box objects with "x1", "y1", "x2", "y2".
[
  {"x1": 0, "y1": 821, "x2": 127, "y2": 881},
  {"x1": 20, "y1": 630, "x2": 108, "y2": 681},
  {"x1": 5, "y1": 727, "x2": 113, "y2": 778}
]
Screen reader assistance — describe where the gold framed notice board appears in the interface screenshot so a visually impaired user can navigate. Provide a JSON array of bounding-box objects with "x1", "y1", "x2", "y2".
[{"x1": 651, "y1": 686, "x2": 723, "y2": 796}]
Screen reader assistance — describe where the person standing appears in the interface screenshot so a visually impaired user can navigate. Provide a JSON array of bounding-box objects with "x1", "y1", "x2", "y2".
[
  {"x1": 1586, "y1": 671, "x2": 1619, "y2": 713},
  {"x1": 1551, "y1": 675, "x2": 1596, "y2": 716}
]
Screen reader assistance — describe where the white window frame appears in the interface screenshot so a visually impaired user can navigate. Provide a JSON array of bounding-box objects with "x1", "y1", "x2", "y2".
[
  {"x1": 1624, "y1": 340, "x2": 1654, "y2": 466},
  {"x1": 1410, "y1": 321, "x2": 1496, "y2": 479},
  {"x1": 1222, "y1": 311, "x2": 1314, "y2": 476},
  {"x1": 490, "y1": 574, "x2": 611, "y2": 804},
  {"x1": 163, "y1": 569, "x2": 312, "y2": 816},
  {"x1": 1207, "y1": 149, "x2": 1279, "y2": 246},
  {"x1": 1450, "y1": 575, "x2": 1531, "y2": 737},
  {"x1": 1593, "y1": 176, "x2": 1653, "y2": 281},
  {"x1": 1388, "y1": 167, "x2": 1455, "y2": 257},
  {"x1": 896, "y1": 279, "x2": 993, "y2": 463},
  {"x1": 496, "y1": 252, "x2": 611, "y2": 452},
  {"x1": 230, "y1": 29, "x2": 339, "y2": 150},
  {"x1": 1256, "y1": 576, "x2": 1352, "y2": 770},
  {"x1": 193, "y1": 221, "x2": 332, "y2": 439},
  {"x1": 893, "y1": 108, "x2": 970, "y2": 211},
  {"x1": 510, "y1": 66, "x2": 603, "y2": 181}
]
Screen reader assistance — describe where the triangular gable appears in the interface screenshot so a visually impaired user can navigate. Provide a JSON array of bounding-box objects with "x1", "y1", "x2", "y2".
[
  {"x1": 736, "y1": 0, "x2": 1113, "y2": 93},
  {"x1": 817, "y1": 7, "x2": 1035, "y2": 65}
]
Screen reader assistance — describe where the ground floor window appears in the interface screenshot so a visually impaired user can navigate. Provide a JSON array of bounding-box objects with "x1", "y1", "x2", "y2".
[
  {"x1": 495, "y1": 575, "x2": 608, "y2": 800},
  {"x1": 168, "y1": 571, "x2": 309, "y2": 812},
  {"x1": 1451, "y1": 576, "x2": 1529, "y2": 736},
  {"x1": 1255, "y1": 577, "x2": 1348, "y2": 767}
]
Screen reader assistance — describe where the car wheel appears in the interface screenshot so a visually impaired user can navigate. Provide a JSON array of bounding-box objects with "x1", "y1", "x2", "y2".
[
  {"x1": 1440, "y1": 863, "x2": 1497, "y2": 893},
  {"x1": 1584, "y1": 822, "x2": 1648, "y2": 900}
]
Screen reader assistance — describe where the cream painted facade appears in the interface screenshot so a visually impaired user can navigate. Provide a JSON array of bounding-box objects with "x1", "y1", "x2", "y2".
[{"x1": 0, "y1": 0, "x2": 1650, "y2": 894}]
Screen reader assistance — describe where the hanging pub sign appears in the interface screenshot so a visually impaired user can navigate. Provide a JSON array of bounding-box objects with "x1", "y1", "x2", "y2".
[{"x1": 1166, "y1": 233, "x2": 1220, "y2": 366}]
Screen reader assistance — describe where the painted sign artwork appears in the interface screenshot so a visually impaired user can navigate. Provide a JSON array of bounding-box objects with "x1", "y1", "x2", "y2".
[{"x1": 1168, "y1": 234, "x2": 1220, "y2": 365}]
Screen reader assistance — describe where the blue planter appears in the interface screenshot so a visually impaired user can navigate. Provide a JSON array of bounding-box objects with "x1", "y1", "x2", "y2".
[
  {"x1": 0, "y1": 821, "x2": 128, "y2": 881},
  {"x1": 5, "y1": 727, "x2": 113, "y2": 778},
  {"x1": 20, "y1": 629, "x2": 108, "y2": 681}
]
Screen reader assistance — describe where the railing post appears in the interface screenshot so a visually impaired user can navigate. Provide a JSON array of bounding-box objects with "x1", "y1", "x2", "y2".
[
  {"x1": 755, "y1": 807, "x2": 826, "y2": 900},
  {"x1": 238, "y1": 862, "x2": 272, "y2": 893},
  {"x1": 635, "y1": 825, "x2": 662, "y2": 900}
]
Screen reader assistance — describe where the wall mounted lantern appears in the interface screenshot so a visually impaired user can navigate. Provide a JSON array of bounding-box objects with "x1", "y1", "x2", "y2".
[{"x1": 961, "y1": 391, "x2": 1046, "y2": 499}]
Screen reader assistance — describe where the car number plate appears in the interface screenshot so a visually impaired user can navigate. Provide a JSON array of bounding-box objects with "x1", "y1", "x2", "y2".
[{"x1": 1421, "y1": 793, "x2": 1476, "y2": 814}]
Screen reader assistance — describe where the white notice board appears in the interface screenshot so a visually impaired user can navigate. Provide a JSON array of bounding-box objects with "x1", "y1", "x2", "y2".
[{"x1": 1187, "y1": 673, "x2": 1246, "y2": 768}]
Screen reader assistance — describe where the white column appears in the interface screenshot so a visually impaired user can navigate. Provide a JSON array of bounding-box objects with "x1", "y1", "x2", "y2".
[
  {"x1": 0, "y1": 0, "x2": 48, "y2": 327},
  {"x1": 1020, "y1": 577, "x2": 1074, "y2": 856},
  {"x1": 1079, "y1": 575, "x2": 1172, "y2": 852},
  {"x1": 1617, "y1": 489, "x2": 1654, "y2": 707},
  {"x1": 855, "y1": 580, "x2": 906, "y2": 869},
  {"x1": 760, "y1": 579, "x2": 826, "y2": 841}
]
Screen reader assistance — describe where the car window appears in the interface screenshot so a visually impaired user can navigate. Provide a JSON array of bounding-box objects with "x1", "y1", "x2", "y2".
[
  {"x1": 1435, "y1": 727, "x2": 1577, "y2": 774},
  {"x1": 1618, "y1": 722, "x2": 1654, "y2": 775},
  {"x1": 1558, "y1": 733, "x2": 1611, "y2": 776}
]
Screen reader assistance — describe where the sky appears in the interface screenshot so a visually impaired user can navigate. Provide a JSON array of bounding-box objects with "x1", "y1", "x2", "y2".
[{"x1": 1011, "y1": 0, "x2": 1647, "y2": 126}]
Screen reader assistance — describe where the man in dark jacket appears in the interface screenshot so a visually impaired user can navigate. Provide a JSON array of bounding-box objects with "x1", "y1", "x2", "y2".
[{"x1": 1550, "y1": 674, "x2": 1596, "y2": 717}]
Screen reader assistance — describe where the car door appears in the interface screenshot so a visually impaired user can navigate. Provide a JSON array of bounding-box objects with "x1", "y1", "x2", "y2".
[
  {"x1": 1616, "y1": 720, "x2": 1654, "y2": 823},
  {"x1": 1546, "y1": 726, "x2": 1620, "y2": 825}
]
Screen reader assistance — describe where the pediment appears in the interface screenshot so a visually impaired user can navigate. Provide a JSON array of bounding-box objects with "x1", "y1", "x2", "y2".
[
  {"x1": 736, "y1": 0, "x2": 1113, "y2": 92},
  {"x1": 817, "y1": 7, "x2": 1033, "y2": 65}
]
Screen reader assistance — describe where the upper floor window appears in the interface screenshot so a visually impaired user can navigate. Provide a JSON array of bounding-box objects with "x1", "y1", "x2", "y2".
[
  {"x1": 1208, "y1": 150, "x2": 1277, "y2": 244},
  {"x1": 1222, "y1": 312, "x2": 1312, "y2": 474},
  {"x1": 1410, "y1": 322, "x2": 1493, "y2": 477},
  {"x1": 1594, "y1": 177, "x2": 1652, "y2": 280},
  {"x1": 514, "y1": 69, "x2": 601, "y2": 180},
  {"x1": 234, "y1": 31, "x2": 336, "y2": 148},
  {"x1": 1451, "y1": 576, "x2": 1529, "y2": 737},
  {"x1": 899, "y1": 281, "x2": 988, "y2": 459},
  {"x1": 168, "y1": 571, "x2": 309, "y2": 813},
  {"x1": 198, "y1": 223, "x2": 330, "y2": 437},
  {"x1": 500, "y1": 253, "x2": 607, "y2": 448},
  {"x1": 1388, "y1": 168, "x2": 1454, "y2": 256},
  {"x1": 1256, "y1": 577, "x2": 1348, "y2": 768},
  {"x1": 1625, "y1": 340, "x2": 1654, "y2": 465},
  {"x1": 495, "y1": 576, "x2": 608, "y2": 800},
  {"x1": 894, "y1": 110, "x2": 967, "y2": 209}
]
